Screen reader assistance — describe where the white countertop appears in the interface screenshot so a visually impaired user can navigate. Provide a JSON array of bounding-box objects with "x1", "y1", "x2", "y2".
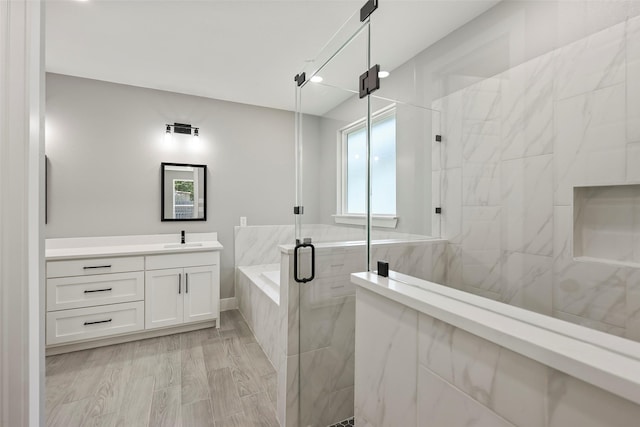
[
  {"x1": 352, "y1": 271, "x2": 640, "y2": 406},
  {"x1": 46, "y1": 233, "x2": 223, "y2": 260}
]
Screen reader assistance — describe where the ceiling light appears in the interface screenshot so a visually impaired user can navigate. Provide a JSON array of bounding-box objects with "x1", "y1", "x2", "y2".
[
  {"x1": 378, "y1": 71, "x2": 390, "y2": 78},
  {"x1": 310, "y1": 75, "x2": 323, "y2": 83}
]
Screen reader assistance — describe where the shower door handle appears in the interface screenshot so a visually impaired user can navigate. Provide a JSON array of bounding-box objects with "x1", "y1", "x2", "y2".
[{"x1": 294, "y1": 241, "x2": 315, "y2": 283}]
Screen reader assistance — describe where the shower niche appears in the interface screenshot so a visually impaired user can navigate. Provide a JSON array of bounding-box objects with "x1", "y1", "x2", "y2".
[{"x1": 573, "y1": 184, "x2": 640, "y2": 265}]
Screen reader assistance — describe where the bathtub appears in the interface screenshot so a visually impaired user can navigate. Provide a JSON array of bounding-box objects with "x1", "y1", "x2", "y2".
[
  {"x1": 238, "y1": 263, "x2": 280, "y2": 305},
  {"x1": 236, "y1": 263, "x2": 281, "y2": 368}
]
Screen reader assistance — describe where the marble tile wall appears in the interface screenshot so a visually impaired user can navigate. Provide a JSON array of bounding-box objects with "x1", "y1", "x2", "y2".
[
  {"x1": 236, "y1": 269, "x2": 280, "y2": 369},
  {"x1": 356, "y1": 287, "x2": 640, "y2": 426},
  {"x1": 234, "y1": 225, "x2": 294, "y2": 267},
  {"x1": 435, "y1": 14, "x2": 640, "y2": 339}
]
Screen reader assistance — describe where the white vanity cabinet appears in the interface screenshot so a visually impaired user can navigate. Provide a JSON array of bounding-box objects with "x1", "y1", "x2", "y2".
[
  {"x1": 45, "y1": 233, "x2": 223, "y2": 353},
  {"x1": 145, "y1": 251, "x2": 220, "y2": 330},
  {"x1": 46, "y1": 256, "x2": 146, "y2": 345}
]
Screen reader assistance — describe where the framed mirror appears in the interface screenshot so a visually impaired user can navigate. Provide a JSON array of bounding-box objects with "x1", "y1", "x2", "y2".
[{"x1": 161, "y1": 162, "x2": 207, "y2": 221}]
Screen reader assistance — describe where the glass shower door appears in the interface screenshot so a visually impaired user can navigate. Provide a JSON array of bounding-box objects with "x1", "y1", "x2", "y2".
[{"x1": 293, "y1": 9, "x2": 371, "y2": 427}]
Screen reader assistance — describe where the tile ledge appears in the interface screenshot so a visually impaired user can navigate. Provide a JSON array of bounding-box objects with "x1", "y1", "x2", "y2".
[{"x1": 574, "y1": 256, "x2": 640, "y2": 269}]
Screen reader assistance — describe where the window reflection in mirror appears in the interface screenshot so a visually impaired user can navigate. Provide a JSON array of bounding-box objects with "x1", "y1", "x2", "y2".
[{"x1": 161, "y1": 162, "x2": 206, "y2": 221}]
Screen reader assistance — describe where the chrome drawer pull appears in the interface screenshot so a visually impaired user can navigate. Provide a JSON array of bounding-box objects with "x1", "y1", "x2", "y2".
[
  {"x1": 83, "y1": 265, "x2": 112, "y2": 270},
  {"x1": 83, "y1": 319, "x2": 112, "y2": 326},
  {"x1": 84, "y1": 288, "x2": 113, "y2": 294}
]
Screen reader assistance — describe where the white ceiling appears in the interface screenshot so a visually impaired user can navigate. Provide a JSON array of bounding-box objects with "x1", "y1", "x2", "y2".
[{"x1": 46, "y1": 0, "x2": 500, "y2": 113}]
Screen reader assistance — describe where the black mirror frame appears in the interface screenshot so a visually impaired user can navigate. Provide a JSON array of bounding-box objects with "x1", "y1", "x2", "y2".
[{"x1": 161, "y1": 162, "x2": 207, "y2": 222}]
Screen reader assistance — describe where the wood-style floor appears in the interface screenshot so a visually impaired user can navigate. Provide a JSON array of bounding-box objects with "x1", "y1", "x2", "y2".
[{"x1": 45, "y1": 310, "x2": 279, "y2": 427}]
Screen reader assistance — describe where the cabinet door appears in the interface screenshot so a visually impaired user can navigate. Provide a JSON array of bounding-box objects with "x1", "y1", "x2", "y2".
[
  {"x1": 145, "y1": 268, "x2": 184, "y2": 329},
  {"x1": 183, "y1": 265, "x2": 219, "y2": 324}
]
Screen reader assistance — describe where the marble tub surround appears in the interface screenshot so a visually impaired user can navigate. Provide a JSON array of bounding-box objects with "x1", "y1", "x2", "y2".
[
  {"x1": 46, "y1": 232, "x2": 222, "y2": 260},
  {"x1": 434, "y1": 14, "x2": 640, "y2": 338},
  {"x1": 234, "y1": 225, "x2": 293, "y2": 267},
  {"x1": 353, "y1": 272, "x2": 640, "y2": 426},
  {"x1": 236, "y1": 264, "x2": 280, "y2": 369},
  {"x1": 277, "y1": 238, "x2": 446, "y2": 427}
]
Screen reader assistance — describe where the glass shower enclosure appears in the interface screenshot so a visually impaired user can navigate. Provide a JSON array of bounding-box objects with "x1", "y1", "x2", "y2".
[{"x1": 291, "y1": 2, "x2": 442, "y2": 425}]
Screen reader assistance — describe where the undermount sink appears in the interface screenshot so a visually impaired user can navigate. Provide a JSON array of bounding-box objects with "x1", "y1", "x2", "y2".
[{"x1": 163, "y1": 242, "x2": 204, "y2": 249}]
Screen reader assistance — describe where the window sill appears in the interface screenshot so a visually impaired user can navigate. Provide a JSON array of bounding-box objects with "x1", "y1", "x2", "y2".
[{"x1": 333, "y1": 214, "x2": 398, "y2": 229}]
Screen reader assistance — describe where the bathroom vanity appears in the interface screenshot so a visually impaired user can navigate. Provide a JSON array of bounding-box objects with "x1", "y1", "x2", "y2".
[{"x1": 45, "y1": 233, "x2": 222, "y2": 354}]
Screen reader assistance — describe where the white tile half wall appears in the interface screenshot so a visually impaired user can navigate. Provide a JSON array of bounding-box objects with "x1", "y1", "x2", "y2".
[
  {"x1": 355, "y1": 285, "x2": 640, "y2": 427},
  {"x1": 435, "y1": 14, "x2": 640, "y2": 340}
]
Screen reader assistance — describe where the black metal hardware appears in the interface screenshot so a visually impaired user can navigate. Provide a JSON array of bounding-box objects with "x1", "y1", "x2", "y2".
[
  {"x1": 294, "y1": 73, "x2": 306, "y2": 87},
  {"x1": 435, "y1": 207, "x2": 442, "y2": 214},
  {"x1": 181, "y1": 230, "x2": 186, "y2": 244},
  {"x1": 360, "y1": 0, "x2": 378, "y2": 21},
  {"x1": 294, "y1": 241, "x2": 315, "y2": 283},
  {"x1": 186, "y1": 273, "x2": 189, "y2": 294},
  {"x1": 173, "y1": 122, "x2": 193, "y2": 135},
  {"x1": 178, "y1": 273, "x2": 182, "y2": 294},
  {"x1": 293, "y1": 206, "x2": 304, "y2": 215},
  {"x1": 84, "y1": 288, "x2": 113, "y2": 294},
  {"x1": 359, "y1": 64, "x2": 380, "y2": 99},
  {"x1": 84, "y1": 319, "x2": 112, "y2": 326},
  {"x1": 377, "y1": 260, "x2": 389, "y2": 277},
  {"x1": 83, "y1": 265, "x2": 112, "y2": 270},
  {"x1": 435, "y1": 134, "x2": 442, "y2": 142}
]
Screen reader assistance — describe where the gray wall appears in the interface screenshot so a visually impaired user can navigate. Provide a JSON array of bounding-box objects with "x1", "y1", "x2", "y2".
[{"x1": 45, "y1": 73, "x2": 295, "y2": 298}]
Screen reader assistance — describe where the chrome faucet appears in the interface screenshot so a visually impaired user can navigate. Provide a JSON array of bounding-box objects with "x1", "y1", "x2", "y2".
[{"x1": 181, "y1": 230, "x2": 185, "y2": 244}]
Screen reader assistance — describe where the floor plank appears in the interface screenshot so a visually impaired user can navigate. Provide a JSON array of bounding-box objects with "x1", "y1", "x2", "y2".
[
  {"x1": 224, "y1": 337, "x2": 263, "y2": 397},
  {"x1": 182, "y1": 399, "x2": 215, "y2": 427},
  {"x1": 114, "y1": 375, "x2": 155, "y2": 427},
  {"x1": 208, "y1": 367, "x2": 243, "y2": 421},
  {"x1": 214, "y1": 412, "x2": 251, "y2": 427},
  {"x1": 181, "y1": 346, "x2": 210, "y2": 405},
  {"x1": 47, "y1": 397, "x2": 93, "y2": 427},
  {"x1": 149, "y1": 385, "x2": 182, "y2": 427},
  {"x1": 155, "y1": 350, "x2": 181, "y2": 390},
  {"x1": 84, "y1": 361, "x2": 132, "y2": 418},
  {"x1": 241, "y1": 392, "x2": 279, "y2": 427}
]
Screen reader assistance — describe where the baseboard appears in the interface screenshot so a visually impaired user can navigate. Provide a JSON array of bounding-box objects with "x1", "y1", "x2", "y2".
[{"x1": 221, "y1": 297, "x2": 238, "y2": 311}]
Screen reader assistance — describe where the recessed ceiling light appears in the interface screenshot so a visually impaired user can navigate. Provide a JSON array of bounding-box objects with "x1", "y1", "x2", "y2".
[
  {"x1": 310, "y1": 75, "x2": 323, "y2": 83},
  {"x1": 378, "y1": 71, "x2": 390, "y2": 78}
]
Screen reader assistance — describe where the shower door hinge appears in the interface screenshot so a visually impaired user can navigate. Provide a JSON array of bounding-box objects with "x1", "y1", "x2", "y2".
[
  {"x1": 435, "y1": 134, "x2": 442, "y2": 142},
  {"x1": 294, "y1": 72, "x2": 306, "y2": 87},
  {"x1": 359, "y1": 64, "x2": 380, "y2": 99},
  {"x1": 360, "y1": 0, "x2": 378, "y2": 22},
  {"x1": 435, "y1": 207, "x2": 442, "y2": 214},
  {"x1": 294, "y1": 206, "x2": 304, "y2": 215}
]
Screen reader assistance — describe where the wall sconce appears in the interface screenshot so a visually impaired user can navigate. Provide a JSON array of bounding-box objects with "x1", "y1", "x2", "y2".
[{"x1": 165, "y1": 122, "x2": 200, "y2": 137}]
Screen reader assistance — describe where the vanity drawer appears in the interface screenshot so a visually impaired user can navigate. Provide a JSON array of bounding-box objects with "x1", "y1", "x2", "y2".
[
  {"x1": 47, "y1": 272, "x2": 144, "y2": 311},
  {"x1": 146, "y1": 251, "x2": 219, "y2": 270},
  {"x1": 47, "y1": 256, "x2": 144, "y2": 278},
  {"x1": 46, "y1": 301, "x2": 144, "y2": 345}
]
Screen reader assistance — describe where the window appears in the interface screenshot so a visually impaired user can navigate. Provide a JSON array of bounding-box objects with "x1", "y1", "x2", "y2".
[
  {"x1": 173, "y1": 179, "x2": 194, "y2": 219},
  {"x1": 337, "y1": 106, "x2": 397, "y2": 226}
]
